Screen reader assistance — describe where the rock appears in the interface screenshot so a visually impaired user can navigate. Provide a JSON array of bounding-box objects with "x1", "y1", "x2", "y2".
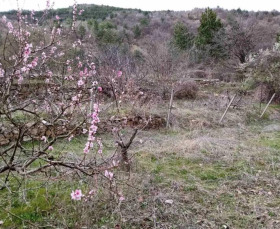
[
  {"x1": 262, "y1": 124, "x2": 280, "y2": 132},
  {"x1": 164, "y1": 199, "x2": 174, "y2": 205},
  {"x1": 23, "y1": 136, "x2": 32, "y2": 142}
]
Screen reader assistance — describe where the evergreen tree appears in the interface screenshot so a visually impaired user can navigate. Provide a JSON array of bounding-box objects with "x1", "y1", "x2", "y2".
[
  {"x1": 133, "y1": 25, "x2": 141, "y2": 38},
  {"x1": 78, "y1": 25, "x2": 86, "y2": 39},
  {"x1": 173, "y1": 22, "x2": 193, "y2": 50},
  {"x1": 196, "y1": 8, "x2": 222, "y2": 47},
  {"x1": 277, "y1": 33, "x2": 280, "y2": 43}
]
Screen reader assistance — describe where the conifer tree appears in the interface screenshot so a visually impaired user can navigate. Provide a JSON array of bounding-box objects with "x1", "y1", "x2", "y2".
[
  {"x1": 196, "y1": 8, "x2": 222, "y2": 47},
  {"x1": 173, "y1": 22, "x2": 193, "y2": 50}
]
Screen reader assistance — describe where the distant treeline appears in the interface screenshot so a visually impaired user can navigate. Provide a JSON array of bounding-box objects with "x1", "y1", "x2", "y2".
[{"x1": 0, "y1": 4, "x2": 148, "y2": 21}]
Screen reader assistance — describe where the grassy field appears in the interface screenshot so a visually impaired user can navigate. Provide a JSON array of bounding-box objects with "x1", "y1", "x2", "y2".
[{"x1": 1, "y1": 88, "x2": 280, "y2": 228}]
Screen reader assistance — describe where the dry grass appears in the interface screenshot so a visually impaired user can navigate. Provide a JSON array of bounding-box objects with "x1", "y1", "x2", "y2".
[{"x1": 1, "y1": 87, "x2": 280, "y2": 228}]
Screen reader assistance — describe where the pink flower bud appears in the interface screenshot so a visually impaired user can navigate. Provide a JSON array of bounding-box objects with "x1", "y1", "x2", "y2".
[{"x1": 117, "y1": 71, "x2": 122, "y2": 77}]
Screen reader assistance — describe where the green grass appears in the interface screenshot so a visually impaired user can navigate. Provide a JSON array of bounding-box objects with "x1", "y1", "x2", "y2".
[
  {"x1": 0, "y1": 177, "x2": 93, "y2": 227},
  {"x1": 259, "y1": 133, "x2": 280, "y2": 150},
  {"x1": 1, "y1": 91, "x2": 280, "y2": 228},
  {"x1": 131, "y1": 123, "x2": 280, "y2": 228},
  {"x1": 137, "y1": 152, "x2": 242, "y2": 185}
]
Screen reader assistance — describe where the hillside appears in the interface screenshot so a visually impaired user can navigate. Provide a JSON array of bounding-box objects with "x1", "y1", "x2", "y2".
[{"x1": 0, "y1": 3, "x2": 280, "y2": 228}]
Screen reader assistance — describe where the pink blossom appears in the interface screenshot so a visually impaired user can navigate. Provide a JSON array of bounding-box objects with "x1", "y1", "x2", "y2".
[
  {"x1": 97, "y1": 87, "x2": 102, "y2": 92},
  {"x1": 90, "y1": 62, "x2": 96, "y2": 70},
  {"x1": 56, "y1": 15, "x2": 60, "y2": 20},
  {"x1": 105, "y1": 170, "x2": 113, "y2": 180},
  {"x1": 21, "y1": 67, "x2": 28, "y2": 73},
  {"x1": 72, "y1": 95, "x2": 78, "y2": 101},
  {"x1": 23, "y1": 43, "x2": 32, "y2": 61},
  {"x1": 0, "y1": 68, "x2": 4, "y2": 77},
  {"x1": 57, "y1": 28, "x2": 61, "y2": 35},
  {"x1": 18, "y1": 75, "x2": 23, "y2": 84},
  {"x1": 112, "y1": 160, "x2": 119, "y2": 167},
  {"x1": 78, "y1": 9, "x2": 84, "y2": 15},
  {"x1": 83, "y1": 146, "x2": 89, "y2": 154},
  {"x1": 88, "y1": 189, "x2": 95, "y2": 195},
  {"x1": 31, "y1": 57, "x2": 38, "y2": 67},
  {"x1": 71, "y1": 189, "x2": 83, "y2": 200},
  {"x1": 68, "y1": 135, "x2": 74, "y2": 141},
  {"x1": 48, "y1": 146, "x2": 53, "y2": 151},
  {"x1": 119, "y1": 195, "x2": 125, "y2": 201},
  {"x1": 47, "y1": 71, "x2": 53, "y2": 77},
  {"x1": 51, "y1": 46, "x2": 57, "y2": 54},
  {"x1": 7, "y1": 22, "x2": 13, "y2": 33},
  {"x1": 78, "y1": 61, "x2": 82, "y2": 68},
  {"x1": 77, "y1": 79, "x2": 84, "y2": 87},
  {"x1": 90, "y1": 70, "x2": 96, "y2": 76},
  {"x1": 93, "y1": 103, "x2": 99, "y2": 112},
  {"x1": 41, "y1": 136, "x2": 47, "y2": 143},
  {"x1": 117, "y1": 70, "x2": 122, "y2": 77}
]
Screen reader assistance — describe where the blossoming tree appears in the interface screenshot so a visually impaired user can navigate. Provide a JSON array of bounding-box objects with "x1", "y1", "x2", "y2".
[{"x1": 0, "y1": 1, "x2": 129, "y2": 200}]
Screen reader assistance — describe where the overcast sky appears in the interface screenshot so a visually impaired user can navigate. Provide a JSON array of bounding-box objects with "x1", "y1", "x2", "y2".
[{"x1": 0, "y1": 0, "x2": 280, "y2": 12}]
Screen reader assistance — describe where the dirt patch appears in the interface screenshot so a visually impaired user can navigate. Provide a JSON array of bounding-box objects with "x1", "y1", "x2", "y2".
[{"x1": 99, "y1": 114, "x2": 166, "y2": 132}]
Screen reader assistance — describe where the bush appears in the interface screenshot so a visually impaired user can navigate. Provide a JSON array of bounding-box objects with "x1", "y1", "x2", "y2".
[
  {"x1": 242, "y1": 44, "x2": 280, "y2": 103},
  {"x1": 174, "y1": 81, "x2": 199, "y2": 99},
  {"x1": 133, "y1": 25, "x2": 141, "y2": 38},
  {"x1": 140, "y1": 18, "x2": 149, "y2": 26}
]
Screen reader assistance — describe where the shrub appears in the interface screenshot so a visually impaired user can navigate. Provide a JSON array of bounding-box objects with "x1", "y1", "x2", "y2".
[
  {"x1": 78, "y1": 25, "x2": 86, "y2": 39},
  {"x1": 133, "y1": 24, "x2": 141, "y2": 38},
  {"x1": 140, "y1": 18, "x2": 149, "y2": 26},
  {"x1": 242, "y1": 43, "x2": 280, "y2": 103},
  {"x1": 174, "y1": 81, "x2": 199, "y2": 99}
]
